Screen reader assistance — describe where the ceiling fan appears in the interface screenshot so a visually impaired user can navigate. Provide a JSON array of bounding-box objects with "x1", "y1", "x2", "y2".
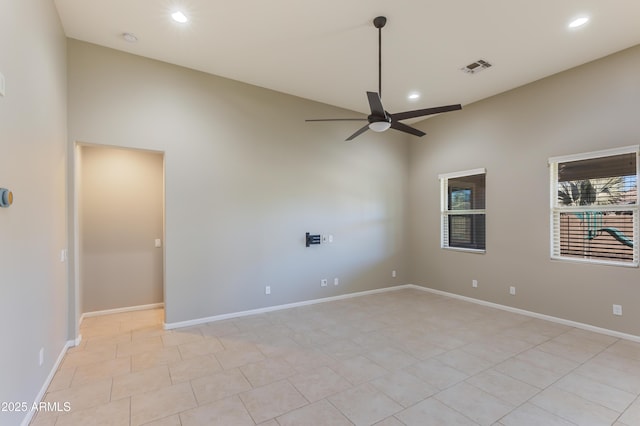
[{"x1": 306, "y1": 16, "x2": 462, "y2": 141}]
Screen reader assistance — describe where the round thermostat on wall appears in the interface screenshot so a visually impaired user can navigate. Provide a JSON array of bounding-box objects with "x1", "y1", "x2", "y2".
[{"x1": 0, "y1": 188, "x2": 13, "y2": 207}]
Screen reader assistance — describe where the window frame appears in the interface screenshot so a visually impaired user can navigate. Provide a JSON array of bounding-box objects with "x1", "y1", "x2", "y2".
[
  {"x1": 549, "y1": 145, "x2": 639, "y2": 267},
  {"x1": 439, "y1": 168, "x2": 486, "y2": 253}
]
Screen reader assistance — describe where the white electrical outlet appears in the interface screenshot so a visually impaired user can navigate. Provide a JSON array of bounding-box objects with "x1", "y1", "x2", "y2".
[
  {"x1": 613, "y1": 304, "x2": 622, "y2": 316},
  {"x1": 472, "y1": 279, "x2": 478, "y2": 288},
  {"x1": 334, "y1": 278, "x2": 339, "y2": 286},
  {"x1": 0, "y1": 72, "x2": 5, "y2": 97},
  {"x1": 322, "y1": 235, "x2": 328, "y2": 243},
  {"x1": 392, "y1": 270, "x2": 397, "y2": 278},
  {"x1": 328, "y1": 235, "x2": 334, "y2": 243},
  {"x1": 321, "y1": 279, "x2": 328, "y2": 287},
  {"x1": 265, "y1": 286, "x2": 271, "y2": 295},
  {"x1": 509, "y1": 286, "x2": 516, "y2": 295},
  {"x1": 39, "y1": 348, "x2": 44, "y2": 366}
]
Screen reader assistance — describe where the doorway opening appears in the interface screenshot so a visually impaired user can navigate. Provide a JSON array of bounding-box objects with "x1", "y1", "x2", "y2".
[{"x1": 75, "y1": 144, "x2": 165, "y2": 328}]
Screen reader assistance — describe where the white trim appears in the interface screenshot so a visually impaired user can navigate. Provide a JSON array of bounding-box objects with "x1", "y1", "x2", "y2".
[
  {"x1": 438, "y1": 167, "x2": 486, "y2": 180},
  {"x1": 550, "y1": 255, "x2": 638, "y2": 268},
  {"x1": 81, "y1": 303, "x2": 164, "y2": 325},
  {"x1": 548, "y1": 145, "x2": 639, "y2": 164},
  {"x1": 165, "y1": 283, "x2": 640, "y2": 343},
  {"x1": 164, "y1": 286, "x2": 408, "y2": 330},
  {"x1": 407, "y1": 284, "x2": 640, "y2": 343},
  {"x1": 549, "y1": 160, "x2": 558, "y2": 258},
  {"x1": 73, "y1": 142, "x2": 82, "y2": 345},
  {"x1": 20, "y1": 339, "x2": 75, "y2": 426},
  {"x1": 445, "y1": 209, "x2": 487, "y2": 215},
  {"x1": 442, "y1": 247, "x2": 486, "y2": 254}
]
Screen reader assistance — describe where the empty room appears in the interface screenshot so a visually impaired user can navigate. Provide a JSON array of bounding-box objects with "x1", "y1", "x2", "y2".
[{"x1": 2, "y1": 1, "x2": 640, "y2": 425}]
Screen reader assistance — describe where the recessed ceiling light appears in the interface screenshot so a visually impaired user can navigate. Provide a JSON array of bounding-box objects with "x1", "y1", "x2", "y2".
[
  {"x1": 122, "y1": 32, "x2": 138, "y2": 43},
  {"x1": 171, "y1": 11, "x2": 188, "y2": 23},
  {"x1": 568, "y1": 17, "x2": 589, "y2": 28},
  {"x1": 408, "y1": 93, "x2": 420, "y2": 100}
]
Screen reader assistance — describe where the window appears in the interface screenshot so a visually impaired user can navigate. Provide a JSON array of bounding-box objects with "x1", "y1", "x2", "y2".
[
  {"x1": 550, "y1": 146, "x2": 639, "y2": 266},
  {"x1": 440, "y1": 169, "x2": 486, "y2": 252}
]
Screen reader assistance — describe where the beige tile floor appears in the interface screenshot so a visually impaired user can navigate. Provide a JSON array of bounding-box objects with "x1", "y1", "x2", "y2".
[{"x1": 31, "y1": 289, "x2": 640, "y2": 425}]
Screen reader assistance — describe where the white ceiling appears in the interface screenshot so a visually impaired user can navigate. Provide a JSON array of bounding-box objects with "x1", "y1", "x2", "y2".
[{"x1": 54, "y1": 0, "x2": 640, "y2": 117}]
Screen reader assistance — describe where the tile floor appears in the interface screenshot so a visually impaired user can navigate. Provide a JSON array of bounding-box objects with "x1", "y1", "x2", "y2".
[{"x1": 31, "y1": 288, "x2": 640, "y2": 425}]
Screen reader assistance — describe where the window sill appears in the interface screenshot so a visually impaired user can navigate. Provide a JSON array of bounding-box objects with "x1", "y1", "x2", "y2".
[
  {"x1": 442, "y1": 246, "x2": 486, "y2": 254},
  {"x1": 551, "y1": 255, "x2": 638, "y2": 268}
]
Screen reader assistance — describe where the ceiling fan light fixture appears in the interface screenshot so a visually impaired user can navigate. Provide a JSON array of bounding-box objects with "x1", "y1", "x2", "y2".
[{"x1": 369, "y1": 121, "x2": 391, "y2": 132}]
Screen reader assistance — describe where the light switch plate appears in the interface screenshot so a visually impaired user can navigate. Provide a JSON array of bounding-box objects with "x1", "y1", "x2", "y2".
[{"x1": 0, "y1": 72, "x2": 5, "y2": 97}]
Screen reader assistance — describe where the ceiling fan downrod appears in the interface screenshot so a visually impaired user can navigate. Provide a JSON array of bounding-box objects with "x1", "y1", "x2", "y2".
[{"x1": 373, "y1": 16, "x2": 386, "y2": 99}]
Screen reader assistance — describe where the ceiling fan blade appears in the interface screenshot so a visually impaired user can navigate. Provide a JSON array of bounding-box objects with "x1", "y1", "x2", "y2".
[
  {"x1": 305, "y1": 118, "x2": 368, "y2": 122},
  {"x1": 391, "y1": 104, "x2": 462, "y2": 121},
  {"x1": 366, "y1": 92, "x2": 386, "y2": 117},
  {"x1": 346, "y1": 124, "x2": 370, "y2": 141},
  {"x1": 390, "y1": 121, "x2": 426, "y2": 137}
]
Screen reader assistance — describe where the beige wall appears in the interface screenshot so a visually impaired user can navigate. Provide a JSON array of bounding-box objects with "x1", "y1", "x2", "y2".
[
  {"x1": 80, "y1": 145, "x2": 163, "y2": 313},
  {"x1": 408, "y1": 45, "x2": 640, "y2": 335},
  {"x1": 0, "y1": 0, "x2": 68, "y2": 423},
  {"x1": 68, "y1": 39, "x2": 640, "y2": 335},
  {"x1": 67, "y1": 39, "x2": 409, "y2": 325}
]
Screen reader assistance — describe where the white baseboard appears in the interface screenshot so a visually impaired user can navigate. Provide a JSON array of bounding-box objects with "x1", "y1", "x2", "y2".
[
  {"x1": 80, "y1": 302, "x2": 164, "y2": 326},
  {"x1": 166, "y1": 283, "x2": 639, "y2": 343},
  {"x1": 20, "y1": 339, "x2": 75, "y2": 426},
  {"x1": 407, "y1": 284, "x2": 640, "y2": 343},
  {"x1": 164, "y1": 285, "x2": 409, "y2": 330}
]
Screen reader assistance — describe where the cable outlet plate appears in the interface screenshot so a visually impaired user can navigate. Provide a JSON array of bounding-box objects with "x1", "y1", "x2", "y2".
[
  {"x1": 613, "y1": 304, "x2": 622, "y2": 316},
  {"x1": 321, "y1": 279, "x2": 328, "y2": 287}
]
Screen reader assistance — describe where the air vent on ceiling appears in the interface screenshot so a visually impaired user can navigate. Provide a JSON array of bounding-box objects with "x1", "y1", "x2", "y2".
[{"x1": 461, "y1": 59, "x2": 492, "y2": 74}]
